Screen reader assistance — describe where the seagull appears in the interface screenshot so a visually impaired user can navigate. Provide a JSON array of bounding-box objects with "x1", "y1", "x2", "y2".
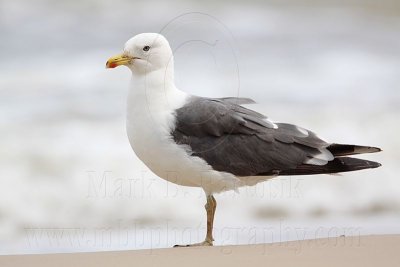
[{"x1": 106, "y1": 33, "x2": 381, "y2": 247}]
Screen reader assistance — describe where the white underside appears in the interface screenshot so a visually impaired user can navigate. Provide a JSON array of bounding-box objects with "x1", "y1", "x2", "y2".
[{"x1": 126, "y1": 72, "x2": 276, "y2": 194}]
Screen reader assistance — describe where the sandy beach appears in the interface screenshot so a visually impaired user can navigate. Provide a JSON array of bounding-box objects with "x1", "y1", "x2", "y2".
[{"x1": 1, "y1": 235, "x2": 399, "y2": 267}]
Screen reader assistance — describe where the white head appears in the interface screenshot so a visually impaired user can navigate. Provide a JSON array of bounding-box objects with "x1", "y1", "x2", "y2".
[{"x1": 106, "y1": 33, "x2": 174, "y2": 76}]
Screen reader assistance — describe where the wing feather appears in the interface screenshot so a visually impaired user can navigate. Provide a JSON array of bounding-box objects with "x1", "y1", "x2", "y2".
[{"x1": 171, "y1": 96, "x2": 332, "y2": 176}]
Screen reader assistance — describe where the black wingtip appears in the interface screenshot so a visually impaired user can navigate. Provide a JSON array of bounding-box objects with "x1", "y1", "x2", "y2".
[
  {"x1": 328, "y1": 144, "x2": 382, "y2": 157},
  {"x1": 367, "y1": 146, "x2": 382, "y2": 153},
  {"x1": 352, "y1": 145, "x2": 382, "y2": 155},
  {"x1": 275, "y1": 157, "x2": 382, "y2": 176},
  {"x1": 367, "y1": 160, "x2": 382, "y2": 169}
]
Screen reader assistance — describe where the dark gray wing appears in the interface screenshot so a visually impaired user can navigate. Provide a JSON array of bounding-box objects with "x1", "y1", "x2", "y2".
[{"x1": 171, "y1": 96, "x2": 334, "y2": 176}]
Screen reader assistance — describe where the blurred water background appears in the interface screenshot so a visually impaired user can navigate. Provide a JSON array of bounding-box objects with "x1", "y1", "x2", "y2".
[{"x1": 0, "y1": 0, "x2": 399, "y2": 254}]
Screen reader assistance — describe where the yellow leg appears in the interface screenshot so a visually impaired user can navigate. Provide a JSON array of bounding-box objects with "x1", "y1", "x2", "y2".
[
  {"x1": 174, "y1": 195, "x2": 217, "y2": 247},
  {"x1": 205, "y1": 195, "x2": 216, "y2": 244}
]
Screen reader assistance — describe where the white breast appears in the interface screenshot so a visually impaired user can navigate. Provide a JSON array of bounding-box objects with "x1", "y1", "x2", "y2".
[{"x1": 125, "y1": 77, "x2": 240, "y2": 194}]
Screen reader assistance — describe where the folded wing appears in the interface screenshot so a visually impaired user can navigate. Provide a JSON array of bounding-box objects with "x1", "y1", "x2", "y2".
[{"x1": 171, "y1": 96, "x2": 381, "y2": 176}]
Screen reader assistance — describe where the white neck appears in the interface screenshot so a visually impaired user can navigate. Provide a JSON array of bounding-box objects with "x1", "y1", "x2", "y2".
[
  {"x1": 126, "y1": 68, "x2": 188, "y2": 136},
  {"x1": 129, "y1": 68, "x2": 186, "y2": 107}
]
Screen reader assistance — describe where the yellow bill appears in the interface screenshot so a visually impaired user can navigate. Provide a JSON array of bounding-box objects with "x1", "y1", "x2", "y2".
[{"x1": 106, "y1": 54, "x2": 132, "y2": 68}]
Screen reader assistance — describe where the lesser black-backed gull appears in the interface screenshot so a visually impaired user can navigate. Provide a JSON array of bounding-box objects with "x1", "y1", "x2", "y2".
[{"x1": 106, "y1": 33, "x2": 381, "y2": 247}]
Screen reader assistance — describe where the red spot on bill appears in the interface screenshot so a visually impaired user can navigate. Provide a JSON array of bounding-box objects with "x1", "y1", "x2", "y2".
[{"x1": 107, "y1": 62, "x2": 117, "y2": 68}]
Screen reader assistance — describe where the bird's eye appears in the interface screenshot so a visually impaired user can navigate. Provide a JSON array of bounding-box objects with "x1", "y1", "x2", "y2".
[{"x1": 143, "y1": 46, "x2": 150, "y2": 52}]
